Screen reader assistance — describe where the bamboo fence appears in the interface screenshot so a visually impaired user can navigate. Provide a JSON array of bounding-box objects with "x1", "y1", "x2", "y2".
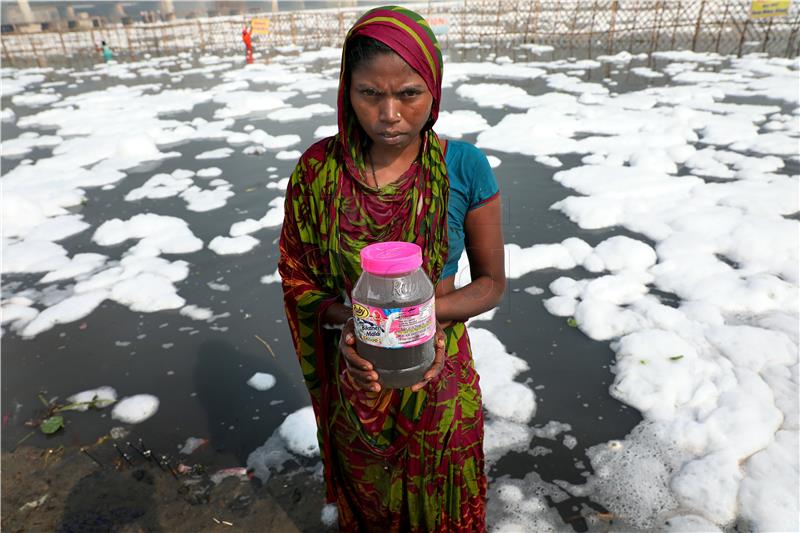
[{"x1": 1, "y1": 0, "x2": 799, "y2": 66}]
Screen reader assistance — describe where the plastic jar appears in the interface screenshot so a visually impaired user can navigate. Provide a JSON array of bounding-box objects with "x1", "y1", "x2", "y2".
[{"x1": 351, "y1": 242, "x2": 436, "y2": 389}]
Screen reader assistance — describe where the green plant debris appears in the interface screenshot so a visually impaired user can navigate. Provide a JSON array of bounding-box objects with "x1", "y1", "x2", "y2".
[
  {"x1": 669, "y1": 355, "x2": 684, "y2": 361},
  {"x1": 40, "y1": 416, "x2": 64, "y2": 435},
  {"x1": 566, "y1": 318, "x2": 578, "y2": 328}
]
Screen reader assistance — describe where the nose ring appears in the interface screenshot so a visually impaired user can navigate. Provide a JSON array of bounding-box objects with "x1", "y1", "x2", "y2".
[{"x1": 396, "y1": 112, "x2": 401, "y2": 118}]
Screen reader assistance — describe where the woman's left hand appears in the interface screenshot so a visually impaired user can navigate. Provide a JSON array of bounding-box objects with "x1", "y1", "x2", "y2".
[{"x1": 410, "y1": 322, "x2": 447, "y2": 392}]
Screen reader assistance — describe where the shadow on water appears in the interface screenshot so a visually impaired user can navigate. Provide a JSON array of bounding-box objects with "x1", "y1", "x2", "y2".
[
  {"x1": 57, "y1": 467, "x2": 160, "y2": 532},
  {"x1": 194, "y1": 338, "x2": 290, "y2": 466}
]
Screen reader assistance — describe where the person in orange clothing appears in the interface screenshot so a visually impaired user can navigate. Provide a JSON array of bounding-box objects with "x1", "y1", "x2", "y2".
[{"x1": 242, "y1": 22, "x2": 253, "y2": 64}]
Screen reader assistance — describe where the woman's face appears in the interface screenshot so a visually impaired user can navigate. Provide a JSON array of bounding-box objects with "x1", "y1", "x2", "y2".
[{"x1": 348, "y1": 51, "x2": 434, "y2": 153}]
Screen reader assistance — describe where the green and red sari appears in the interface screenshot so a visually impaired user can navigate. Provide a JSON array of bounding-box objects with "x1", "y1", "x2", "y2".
[{"x1": 278, "y1": 6, "x2": 486, "y2": 531}]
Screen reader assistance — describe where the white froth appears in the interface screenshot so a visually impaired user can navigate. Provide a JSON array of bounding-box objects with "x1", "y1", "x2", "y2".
[
  {"x1": 246, "y1": 372, "x2": 277, "y2": 391},
  {"x1": 111, "y1": 394, "x2": 160, "y2": 423},
  {"x1": 66, "y1": 386, "x2": 117, "y2": 410},
  {"x1": 436, "y1": 110, "x2": 490, "y2": 138},
  {"x1": 180, "y1": 305, "x2": 214, "y2": 321},
  {"x1": 277, "y1": 406, "x2": 319, "y2": 458},
  {"x1": 208, "y1": 235, "x2": 260, "y2": 255}
]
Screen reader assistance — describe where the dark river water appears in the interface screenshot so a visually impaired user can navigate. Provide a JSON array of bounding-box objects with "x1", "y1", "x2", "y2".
[{"x1": 3, "y1": 43, "x2": 793, "y2": 530}]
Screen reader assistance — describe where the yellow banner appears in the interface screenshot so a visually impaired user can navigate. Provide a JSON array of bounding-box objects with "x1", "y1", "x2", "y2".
[
  {"x1": 751, "y1": 0, "x2": 791, "y2": 18},
  {"x1": 251, "y1": 18, "x2": 270, "y2": 35}
]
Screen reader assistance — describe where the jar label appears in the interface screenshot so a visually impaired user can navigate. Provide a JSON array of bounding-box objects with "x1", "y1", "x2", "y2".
[{"x1": 351, "y1": 297, "x2": 435, "y2": 349}]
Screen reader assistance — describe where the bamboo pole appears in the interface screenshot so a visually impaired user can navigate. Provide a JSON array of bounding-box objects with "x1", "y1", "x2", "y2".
[
  {"x1": 58, "y1": 28, "x2": 67, "y2": 55},
  {"x1": 607, "y1": 0, "x2": 618, "y2": 55},
  {"x1": 494, "y1": 0, "x2": 502, "y2": 46},
  {"x1": 197, "y1": 20, "x2": 206, "y2": 52},
  {"x1": 785, "y1": 11, "x2": 800, "y2": 57},
  {"x1": 124, "y1": 23, "x2": 132, "y2": 57},
  {"x1": 737, "y1": 16, "x2": 750, "y2": 57},
  {"x1": 670, "y1": 1, "x2": 681, "y2": 49},
  {"x1": 587, "y1": 0, "x2": 597, "y2": 58},
  {"x1": 568, "y1": 0, "x2": 578, "y2": 56},
  {"x1": 627, "y1": 0, "x2": 640, "y2": 53},
  {"x1": 2, "y1": 36, "x2": 13, "y2": 66},
  {"x1": 461, "y1": 0, "x2": 466, "y2": 45},
  {"x1": 715, "y1": 1, "x2": 730, "y2": 53},
  {"x1": 649, "y1": 1, "x2": 663, "y2": 55},
  {"x1": 30, "y1": 34, "x2": 38, "y2": 60},
  {"x1": 691, "y1": 0, "x2": 707, "y2": 51},
  {"x1": 761, "y1": 17, "x2": 774, "y2": 53}
]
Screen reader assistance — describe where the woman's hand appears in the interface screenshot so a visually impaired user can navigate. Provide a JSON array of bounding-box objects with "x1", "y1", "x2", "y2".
[
  {"x1": 340, "y1": 318, "x2": 381, "y2": 392},
  {"x1": 409, "y1": 322, "x2": 446, "y2": 392}
]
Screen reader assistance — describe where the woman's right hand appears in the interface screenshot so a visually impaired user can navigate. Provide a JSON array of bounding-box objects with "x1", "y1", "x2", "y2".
[{"x1": 340, "y1": 318, "x2": 381, "y2": 392}]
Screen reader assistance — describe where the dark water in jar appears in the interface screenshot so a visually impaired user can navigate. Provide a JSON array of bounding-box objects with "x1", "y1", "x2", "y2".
[{"x1": 356, "y1": 336, "x2": 435, "y2": 389}]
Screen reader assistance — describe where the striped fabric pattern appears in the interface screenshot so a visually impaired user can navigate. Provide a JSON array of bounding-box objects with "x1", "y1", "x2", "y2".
[{"x1": 279, "y1": 6, "x2": 486, "y2": 531}]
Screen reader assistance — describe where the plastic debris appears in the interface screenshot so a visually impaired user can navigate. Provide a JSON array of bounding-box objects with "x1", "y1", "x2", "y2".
[
  {"x1": 19, "y1": 494, "x2": 48, "y2": 512},
  {"x1": 209, "y1": 467, "x2": 249, "y2": 485},
  {"x1": 179, "y1": 436, "x2": 208, "y2": 455}
]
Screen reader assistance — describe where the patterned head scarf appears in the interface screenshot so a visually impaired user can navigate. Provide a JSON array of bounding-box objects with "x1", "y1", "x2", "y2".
[
  {"x1": 337, "y1": 6, "x2": 444, "y2": 163},
  {"x1": 333, "y1": 5, "x2": 449, "y2": 287}
]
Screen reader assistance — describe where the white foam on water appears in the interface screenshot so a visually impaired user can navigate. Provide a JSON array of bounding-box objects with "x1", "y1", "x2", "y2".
[
  {"x1": 111, "y1": 394, "x2": 160, "y2": 423},
  {"x1": 631, "y1": 66, "x2": 665, "y2": 79},
  {"x1": 436, "y1": 110, "x2": 490, "y2": 138},
  {"x1": 314, "y1": 124, "x2": 338, "y2": 138},
  {"x1": 11, "y1": 92, "x2": 61, "y2": 107},
  {"x1": 93, "y1": 214, "x2": 202, "y2": 255},
  {"x1": 247, "y1": 129, "x2": 302, "y2": 150},
  {"x1": 179, "y1": 305, "x2": 214, "y2": 321},
  {"x1": 260, "y1": 269, "x2": 281, "y2": 284},
  {"x1": 21, "y1": 290, "x2": 108, "y2": 338},
  {"x1": 196, "y1": 167, "x2": 222, "y2": 178},
  {"x1": 229, "y1": 219, "x2": 263, "y2": 237},
  {"x1": 196, "y1": 147, "x2": 234, "y2": 159},
  {"x1": 2, "y1": 131, "x2": 63, "y2": 157},
  {"x1": 180, "y1": 183, "x2": 234, "y2": 212},
  {"x1": 266, "y1": 177, "x2": 290, "y2": 190},
  {"x1": 125, "y1": 170, "x2": 194, "y2": 201},
  {"x1": 246, "y1": 372, "x2": 277, "y2": 391},
  {"x1": 462, "y1": 51, "x2": 799, "y2": 531},
  {"x1": 277, "y1": 406, "x2": 319, "y2": 458},
  {"x1": 321, "y1": 504, "x2": 338, "y2": 527},
  {"x1": 445, "y1": 62, "x2": 546, "y2": 87},
  {"x1": 535, "y1": 155, "x2": 562, "y2": 168},
  {"x1": 66, "y1": 386, "x2": 117, "y2": 410},
  {"x1": 470, "y1": 327, "x2": 537, "y2": 463},
  {"x1": 276, "y1": 150, "x2": 302, "y2": 160},
  {"x1": 456, "y1": 83, "x2": 539, "y2": 109},
  {"x1": 39, "y1": 253, "x2": 107, "y2": 283},
  {"x1": 267, "y1": 103, "x2": 334, "y2": 122},
  {"x1": 518, "y1": 43, "x2": 554, "y2": 55},
  {"x1": 212, "y1": 90, "x2": 297, "y2": 119},
  {"x1": 208, "y1": 235, "x2": 260, "y2": 255},
  {"x1": 486, "y1": 155, "x2": 502, "y2": 168}
]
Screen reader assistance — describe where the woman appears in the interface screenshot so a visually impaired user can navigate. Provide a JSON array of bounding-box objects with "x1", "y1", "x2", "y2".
[
  {"x1": 279, "y1": 6, "x2": 505, "y2": 531},
  {"x1": 101, "y1": 40, "x2": 113, "y2": 62},
  {"x1": 242, "y1": 22, "x2": 254, "y2": 64}
]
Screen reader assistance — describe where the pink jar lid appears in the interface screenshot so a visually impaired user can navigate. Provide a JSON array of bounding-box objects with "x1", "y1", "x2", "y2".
[{"x1": 360, "y1": 241, "x2": 422, "y2": 275}]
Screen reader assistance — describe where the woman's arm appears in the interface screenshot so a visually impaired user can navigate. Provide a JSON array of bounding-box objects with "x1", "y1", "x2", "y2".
[
  {"x1": 322, "y1": 302, "x2": 351, "y2": 326},
  {"x1": 435, "y1": 196, "x2": 506, "y2": 324}
]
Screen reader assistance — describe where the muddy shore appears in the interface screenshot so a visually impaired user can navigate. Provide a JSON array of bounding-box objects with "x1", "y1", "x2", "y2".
[{"x1": 2, "y1": 443, "x2": 330, "y2": 532}]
